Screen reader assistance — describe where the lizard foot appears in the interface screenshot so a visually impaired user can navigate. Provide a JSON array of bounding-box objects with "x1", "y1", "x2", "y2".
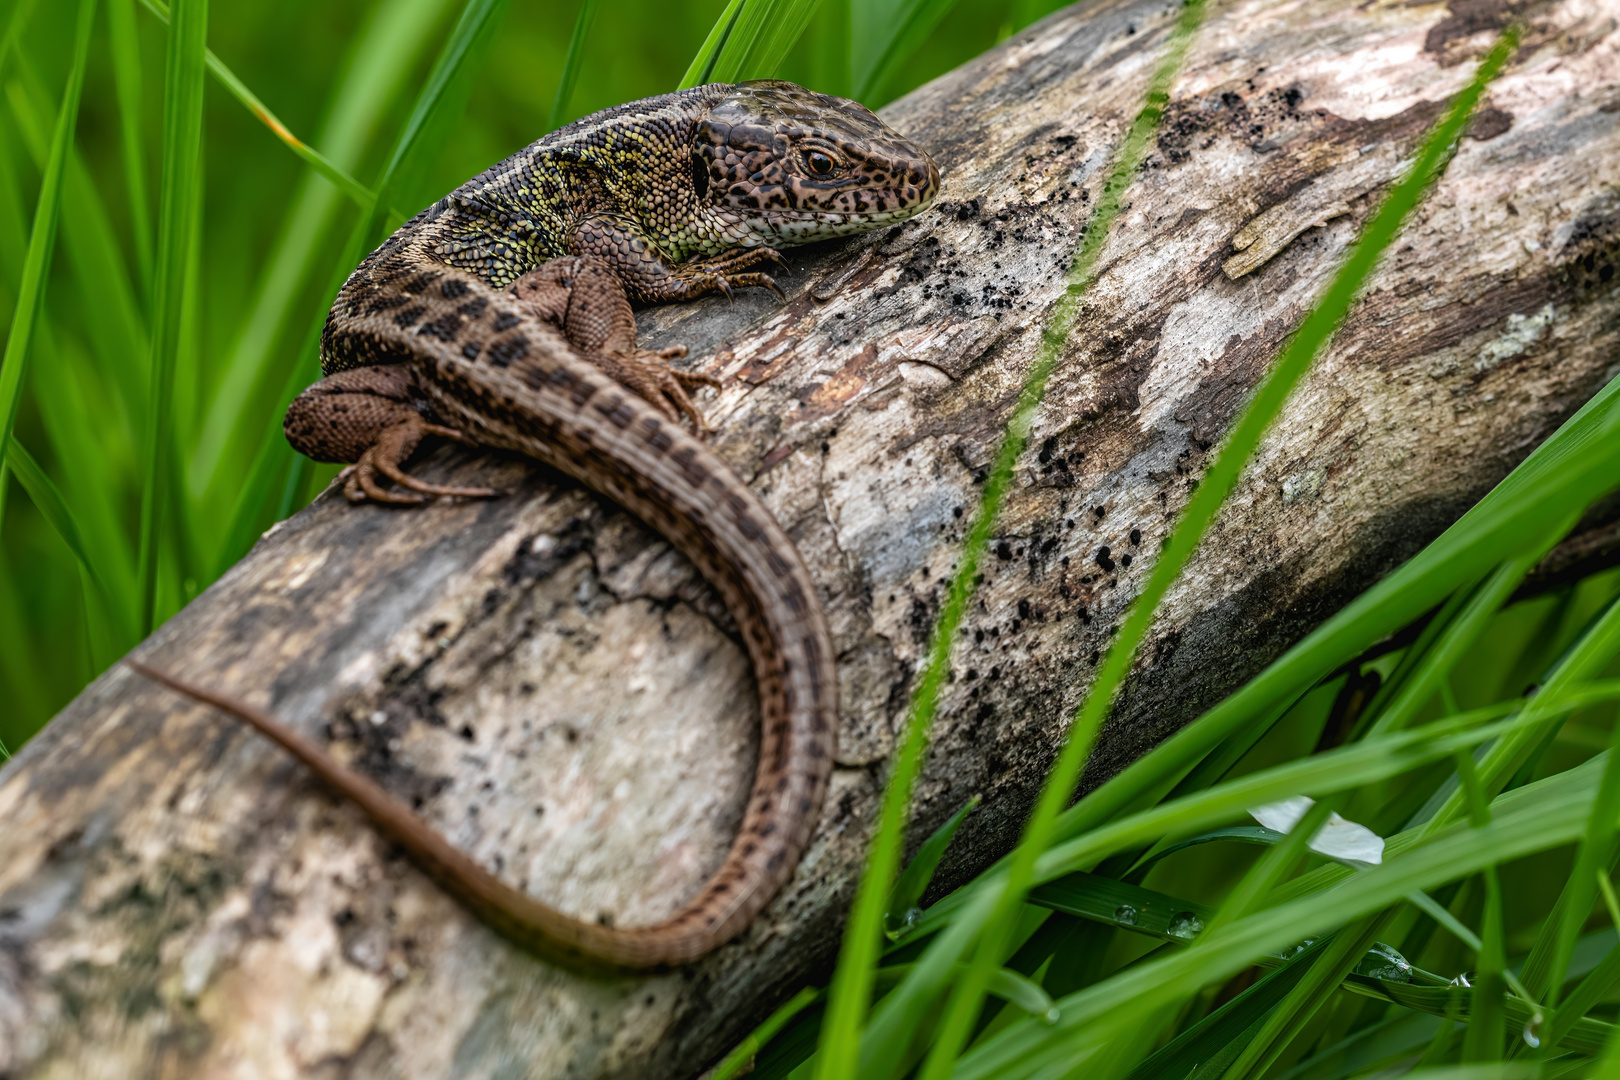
[
  {"x1": 343, "y1": 416, "x2": 504, "y2": 505},
  {"x1": 591, "y1": 349, "x2": 722, "y2": 432},
  {"x1": 677, "y1": 247, "x2": 789, "y2": 303}
]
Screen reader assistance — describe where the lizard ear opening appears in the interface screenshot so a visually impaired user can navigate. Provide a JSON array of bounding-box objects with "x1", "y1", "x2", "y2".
[{"x1": 690, "y1": 149, "x2": 710, "y2": 201}]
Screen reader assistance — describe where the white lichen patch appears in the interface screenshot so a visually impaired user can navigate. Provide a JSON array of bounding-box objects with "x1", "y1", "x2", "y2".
[
  {"x1": 1281, "y1": 468, "x2": 1326, "y2": 504},
  {"x1": 1476, "y1": 304, "x2": 1554, "y2": 372}
]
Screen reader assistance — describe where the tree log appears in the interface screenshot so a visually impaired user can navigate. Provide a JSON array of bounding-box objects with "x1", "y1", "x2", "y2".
[{"x1": 3, "y1": 0, "x2": 1619, "y2": 1076}]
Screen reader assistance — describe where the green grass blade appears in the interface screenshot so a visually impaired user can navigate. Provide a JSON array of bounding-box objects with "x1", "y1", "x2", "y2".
[
  {"x1": 1365, "y1": 550, "x2": 1555, "y2": 739},
  {"x1": 0, "y1": 79, "x2": 140, "y2": 642},
  {"x1": 1426, "y1": 595, "x2": 1620, "y2": 835},
  {"x1": 679, "y1": 0, "x2": 745, "y2": 89},
  {"x1": 888, "y1": 798, "x2": 979, "y2": 937},
  {"x1": 914, "y1": 5, "x2": 1205, "y2": 1073},
  {"x1": 189, "y1": 0, "x2": 451, "y2": 542},
  {"x1": 1543, "y1": 907, "x2": 1620, "y2": 1051},
  {"x1": 215, "y1": 0, "x2": 512, "y2": 568},
  {"x1": 1463, "y1": 869, "x2": 1507, "y2": 1061},
  {"x1": 1513, "y1": 641, "x2": 1620, "y2": 1012},
  {"x1": 15, "y1": 327, "x2": 140, "y2": 643},
  {"x1": 137, "y1": 0, "x2": 377, "y2": 210},
  {"x1": 136, "y1": 0, "x2": 207, "y2": 633},
  {"x1": 896, "y1": 32, "x2": 1524, "y2": 1073},
  {"x1": 549, "y1": 0, "x2": 600, "y2": 129},
  {"x1": 7, "y1": 54, "x2": 152, "y2": 417},
  {"x1": 738, "y1": 0, "x2": 825, "y2": 82},
  {"x1": 1213, "y1": 796, "x2": 1336, "y2": 929},
  {"x1": 953, "y1": 763, "x2": 1615, "y2": 1078},
  {"x1": 709, "y1": 987, "x2": 825, "y2": 1080},
  {"x1": 852, "y1": 0, "x2": 966, "y2": 102},
  {"x1": 875, "y1": 673, "x2": 1620, "y2": 1072},
  {"x1": 821, "y1": 6, "x2": 1208, "y2": 1075},
  {"x1": 362, "y1": 0, "x2": 511, "y2": 243},
  {"x1": 106, "y1": 0, "x2": 153, "y2": 293},
  {"x1": 0, "y1": 0, "x2": 41, "y2": 83},
  {"x1": 0, "y1": 0, "x2": 96, "y2": 542},
  {"x1": 1129, "y1": 941, "x2": 1331, "y2": 1080},
  {"x1": 6, "y1": 437, "x2": 110, "y2": 604},
  {"x1": 1220, "y1": 919, "x2": 1392, "y2": 1080},
  {"x1": 695, "y1": 0, "x2": 824, "y2": 85}
]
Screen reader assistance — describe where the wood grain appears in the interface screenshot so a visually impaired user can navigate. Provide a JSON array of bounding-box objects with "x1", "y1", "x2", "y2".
[{"x1": 4, "y1": 0, "x2": 1619, "y2": 1076}]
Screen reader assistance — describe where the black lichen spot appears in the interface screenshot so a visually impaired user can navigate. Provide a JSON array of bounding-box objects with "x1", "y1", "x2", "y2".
[
  {"x1": 1096, "y1": 546, "x2": 1115, "y2": 572},
  {"x1": 1130, "y1": 528, "x2": 1142, "y2": 546},
  {"x1": 996, "y1": 541, "x2": 1013, "y2": 560}
]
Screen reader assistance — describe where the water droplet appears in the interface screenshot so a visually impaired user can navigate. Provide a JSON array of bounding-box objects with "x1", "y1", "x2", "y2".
[
  {"x1": 1523, "y1": 1013, "x2": 1543, "y2": 1048},
  {"x1": 1354, "y1": 943, "x2": 1412, "y2": 982},
  {"x1": 1449, "y1": 973, "x2": 1472, "y2": 989},
  {"x1": 1167, "y1": 912, "x2": 1204, "y2": 940},
  {"x1": 1043, "y1": 1006, "x2": 1061, "y2": 1025},
  {"x1": 883, "y1": 907, "x2": 923, "y2": 941},
  {"x1": 1113, "y1": 904, "x2": 1138, "y2": 926}
]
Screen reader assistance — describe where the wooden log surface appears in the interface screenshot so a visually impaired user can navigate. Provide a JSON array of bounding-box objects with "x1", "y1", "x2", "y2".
[{"x1": 4, "y1": 0, "x2": 1620, "y2": 1076}]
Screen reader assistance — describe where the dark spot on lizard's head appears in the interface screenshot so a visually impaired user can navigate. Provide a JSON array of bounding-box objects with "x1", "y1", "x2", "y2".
[{"x1": 692, "y1": 79, "x2": 940, "y2": 247}]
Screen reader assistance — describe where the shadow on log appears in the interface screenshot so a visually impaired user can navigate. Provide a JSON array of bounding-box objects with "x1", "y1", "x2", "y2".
[{"x1": 3, "y1": 0, "x2": 1619, "y2": 1076}]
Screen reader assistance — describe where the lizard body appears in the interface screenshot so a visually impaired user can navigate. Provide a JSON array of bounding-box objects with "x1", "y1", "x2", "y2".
[{"x1": 135, "y1": 81, "x2": 938, "y2": 970}]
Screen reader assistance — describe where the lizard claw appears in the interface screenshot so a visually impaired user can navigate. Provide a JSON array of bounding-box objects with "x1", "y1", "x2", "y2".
[{"x1": 344, "y1": 418, "x2": 506, "y2": 506}]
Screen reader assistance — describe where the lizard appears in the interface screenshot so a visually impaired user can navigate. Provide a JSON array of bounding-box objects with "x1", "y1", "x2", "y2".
[{"x1": 129, "y1": 79, "x2": 940, "y2": 971}]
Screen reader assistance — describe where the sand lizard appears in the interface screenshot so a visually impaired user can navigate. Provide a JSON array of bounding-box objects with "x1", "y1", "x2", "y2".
[{"x1": 132, "y1": 80, "x2": 939, "y2": 970}]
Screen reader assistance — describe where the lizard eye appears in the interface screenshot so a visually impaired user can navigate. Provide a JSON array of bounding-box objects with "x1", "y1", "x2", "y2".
[{"x1": 804, "y1": 150, "x2": 836, "y2": 177}]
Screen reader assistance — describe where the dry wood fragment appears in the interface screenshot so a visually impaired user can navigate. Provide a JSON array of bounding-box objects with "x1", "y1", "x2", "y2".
[{"x1": 3, "y1": 0, "x2": 1619, "y2": 1076}]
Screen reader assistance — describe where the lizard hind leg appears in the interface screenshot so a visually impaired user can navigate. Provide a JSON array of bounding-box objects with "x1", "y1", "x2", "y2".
[{"x1": 284, "y1": 365, "x2": 502, "y2": 505}]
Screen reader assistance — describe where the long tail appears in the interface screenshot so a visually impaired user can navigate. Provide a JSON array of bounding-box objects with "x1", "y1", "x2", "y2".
[{"x1": 139, "y1": 256, "x2": 840, "y2": 969}]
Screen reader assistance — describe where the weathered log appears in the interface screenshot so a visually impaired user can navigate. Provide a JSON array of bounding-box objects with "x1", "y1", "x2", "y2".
[{"x1": 3, "y1": 0, "x2": 1618, "y2": 1075}]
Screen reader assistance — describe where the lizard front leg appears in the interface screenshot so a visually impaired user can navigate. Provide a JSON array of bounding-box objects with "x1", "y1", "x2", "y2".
[
  {"x1": 571, "y1": 214, "x2": 786, "y2": 304},
  {"x1": 509, "y1": 256, "x2": 721, "y2": 429},
  {"x1": 284, "y1": 365, "x2": 502, "y2": 505}
]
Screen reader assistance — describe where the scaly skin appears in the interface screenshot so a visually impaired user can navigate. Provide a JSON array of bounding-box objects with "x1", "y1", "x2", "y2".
[{"x1": 131, "y1": 81, "x2": 938, "y2": 970}]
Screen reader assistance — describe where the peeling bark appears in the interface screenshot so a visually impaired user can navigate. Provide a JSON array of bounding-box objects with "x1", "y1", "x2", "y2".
[{"x1": 4, "y1": 0, "x2": 1619, "y2": 1076}]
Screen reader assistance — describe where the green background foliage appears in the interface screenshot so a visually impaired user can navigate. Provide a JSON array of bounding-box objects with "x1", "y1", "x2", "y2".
[
  {"x1": 6, "y1": 4, "x2": 1620, "y2": 1078},
  {"x1": 0, "y1": 0, "x2": 1066, "y2": 750}
]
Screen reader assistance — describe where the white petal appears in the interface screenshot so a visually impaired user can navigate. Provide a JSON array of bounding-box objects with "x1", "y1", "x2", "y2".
[{"x1": 1249, "y1": 797, "x2": 1385, "y2": 867}]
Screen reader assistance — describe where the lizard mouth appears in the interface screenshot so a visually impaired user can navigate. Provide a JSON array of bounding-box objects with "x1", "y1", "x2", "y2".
[{"x1": 760, "y1": 198, "x2": 938, "y2": 243}]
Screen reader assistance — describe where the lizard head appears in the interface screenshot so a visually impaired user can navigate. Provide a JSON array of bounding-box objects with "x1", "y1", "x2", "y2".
[{"x1": 692, "y1": 80, "x2": 940, "y2": 246}]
